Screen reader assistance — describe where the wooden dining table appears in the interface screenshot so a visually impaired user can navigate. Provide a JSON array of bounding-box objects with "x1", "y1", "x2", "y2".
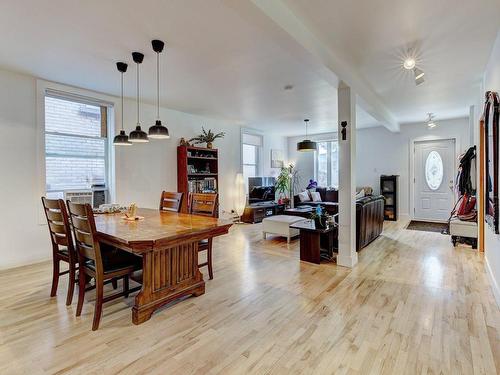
[{"x1": 94, "y1": 208, "x2": 232, "y2": 325}]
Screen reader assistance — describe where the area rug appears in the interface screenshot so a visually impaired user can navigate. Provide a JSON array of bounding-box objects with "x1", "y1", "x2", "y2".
[{"x1": 405, "y1": 220, "x2": 448, "y2": 234}]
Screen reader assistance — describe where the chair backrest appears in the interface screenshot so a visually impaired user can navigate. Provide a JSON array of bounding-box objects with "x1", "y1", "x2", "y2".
[
  {"x1": 41, "y1": 197, "x2": 76, "y2": 259},
  {"x1": 159, "y1": 191, "x2": 183, "y2": 212},
  {"x1": 66, "y1": 201, "x2": 104, "y2": 273},
  {"x1": 190, "y1": 193, "x2": 218, "y2": 217}
]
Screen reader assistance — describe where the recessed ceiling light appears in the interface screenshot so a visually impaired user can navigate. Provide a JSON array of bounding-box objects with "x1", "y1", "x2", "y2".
[
  {"x1": 284, "y1": 84, "x2": 294, "y2": 91},
  {"x1": 403, "y1": 57, "x2": 416, "y2": 70}
]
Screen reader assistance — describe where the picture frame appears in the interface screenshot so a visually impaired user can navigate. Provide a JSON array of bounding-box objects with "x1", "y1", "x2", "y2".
[
  {"x1": 484, "y1": 91, "x2": 499, "y2": 234},
  {"x1": 270, "y1": 149, "x2": 284, "y2": 168}
]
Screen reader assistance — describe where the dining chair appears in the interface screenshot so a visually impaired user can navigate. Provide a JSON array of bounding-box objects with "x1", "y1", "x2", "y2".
[
  {"x1": 190, "y1": 193, "x2": 218, "y2": 280},
  {"x1": 41, "y1": 197, "x2": 78, "y2": 306},
  {"x1": 67, "y1": 202, "x2": 142, "y2": 330},
  {"x1": 159, "y1": 191, "x2": 183, "y2": 212}
]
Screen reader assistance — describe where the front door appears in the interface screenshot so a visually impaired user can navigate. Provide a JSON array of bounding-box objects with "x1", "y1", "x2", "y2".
[{"x1": 414, "y1": 139, "x2": 456, "y2": 222}]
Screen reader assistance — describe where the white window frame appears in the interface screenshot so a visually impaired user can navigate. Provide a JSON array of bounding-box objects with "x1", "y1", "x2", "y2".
[
  {"x1": 240, "y1": 128, "x2": 263, "y2": 176},
  {"x1": 314, "y1": 138, "x2": 339, "y2": 188},
  {"x1": 36, "y1": 80, "x2": 117, "y2": 222}
]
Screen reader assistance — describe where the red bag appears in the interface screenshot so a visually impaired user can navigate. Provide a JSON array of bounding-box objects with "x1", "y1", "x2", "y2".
[{"x1": 457, "y1": 194, "x2": 476, "y2": 216}]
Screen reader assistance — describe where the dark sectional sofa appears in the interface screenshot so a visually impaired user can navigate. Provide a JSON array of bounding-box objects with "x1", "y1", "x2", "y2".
[{"x1": 294, "y1": 187, "x2": 384, "y2": 251}]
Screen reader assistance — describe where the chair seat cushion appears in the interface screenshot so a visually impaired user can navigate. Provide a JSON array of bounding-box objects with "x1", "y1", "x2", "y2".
[{"x1": 86, "y1": 247, "x2": 142, "y2": 274}]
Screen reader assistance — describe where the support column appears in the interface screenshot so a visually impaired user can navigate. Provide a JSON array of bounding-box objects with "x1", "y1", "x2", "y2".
[{"x1": 337, "y1": 82, "x2": 358, "y2": 268}]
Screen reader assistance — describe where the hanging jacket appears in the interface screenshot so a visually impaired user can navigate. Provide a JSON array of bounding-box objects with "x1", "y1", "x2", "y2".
[{"x1": 458, "y1": 146, "x2": 476, "y2": 196}]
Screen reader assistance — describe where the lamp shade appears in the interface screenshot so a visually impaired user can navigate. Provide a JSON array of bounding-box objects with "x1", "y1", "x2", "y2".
[
  {"x1": 297, "y1": 139, "x2": 317, "y2": 152},
  {"x1": 235, "y1": 173, "x2": 247, "y2": 218},
  {"x1": 148, "y1": 120, "x2": 170, "y2": 139},
  {"x1": 113, "y1": 130, "x2": 131, "y2": 146},
  {"x1": 129, "y1": 125, "x2": 149, "y2": 143}
]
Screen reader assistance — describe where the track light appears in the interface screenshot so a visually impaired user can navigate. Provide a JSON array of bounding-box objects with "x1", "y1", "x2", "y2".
[{"x1": 414, "y1": 67, "x2": 425, "y2": 85}]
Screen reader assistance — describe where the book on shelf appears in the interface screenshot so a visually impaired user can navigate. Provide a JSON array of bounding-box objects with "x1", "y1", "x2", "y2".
[{"x1": 188, "y1": 177, "x2": 217, "y2": 193}]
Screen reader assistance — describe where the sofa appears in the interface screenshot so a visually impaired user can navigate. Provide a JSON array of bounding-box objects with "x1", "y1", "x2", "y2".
[{"x1": 294, "y1": 187, "x2": 384, "y2": 251}]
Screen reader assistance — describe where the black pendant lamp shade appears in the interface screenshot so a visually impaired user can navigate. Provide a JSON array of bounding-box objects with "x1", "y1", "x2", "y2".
[
  {"x1": 129, "y1": 52, "x2": 149, "y2": 143},
  {"x1": 113, "y1": 62, "x2": 131, "y2": 146},
  {"x1": 148, "y1": 40, "x2": 170, "y2": 139},
  {"x1": 297, "y1": 119, "x2": 317, "y2": 152}
]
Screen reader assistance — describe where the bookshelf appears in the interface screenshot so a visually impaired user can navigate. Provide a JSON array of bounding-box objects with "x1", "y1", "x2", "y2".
[
  {"x1": 380, "y1": 175, "x2": 398, "y2": 221},
  {"x1": 177, "y1": 145, "x2": 219, "y2": 214}
]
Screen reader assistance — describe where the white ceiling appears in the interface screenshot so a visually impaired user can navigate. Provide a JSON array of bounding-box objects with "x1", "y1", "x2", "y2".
[
  {"x1": 0, "y1": 0, "x2": 498, "y2": 134},
  {"x1": 285, "y1": 0, "x2": 500, "y2": 124}
]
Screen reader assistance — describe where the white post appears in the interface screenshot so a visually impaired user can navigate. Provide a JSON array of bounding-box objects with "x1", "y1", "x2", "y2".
[{"x1": 337, "y1": 82, "x2": 358, "y2": 268}]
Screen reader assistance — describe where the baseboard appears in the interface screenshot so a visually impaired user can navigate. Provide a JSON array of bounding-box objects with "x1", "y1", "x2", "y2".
[
  {"x1": 485, "y1": 255, "x2": 500, "y2": 308},
  {"x1": 0, "y1": 256, "x2": 51, "y2": 272}
]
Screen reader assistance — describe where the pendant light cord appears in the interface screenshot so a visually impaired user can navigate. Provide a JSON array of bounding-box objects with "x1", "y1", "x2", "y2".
[
  {"x1": 136, "y1": 62, "x2": 140, "y2": 126},
  {"x1": 156, "y1": 52, "x2": 160, "y2": 120},
  {"x1": 120, "y1": 72, "x2": 124, "y2": 131}
]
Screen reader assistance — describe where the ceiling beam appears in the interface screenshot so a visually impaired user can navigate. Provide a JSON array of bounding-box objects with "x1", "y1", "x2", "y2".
[{"x1": 247, "y1": 0, "x2": 400, "y2": 132}]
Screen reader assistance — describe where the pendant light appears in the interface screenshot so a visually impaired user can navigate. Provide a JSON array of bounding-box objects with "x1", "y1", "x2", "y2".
[
  {"x1": 113, "y1": 62, "x2": 131, "y2": 146},
  {"x1": 129, "y1": 52, "x2": 149, "y2": 143},
  {"x1": 297, "y1": 119, "x2": 317, "y2": 152},
  {"x1": 148, "y1": 40, "x2": 170, "y2": 139}
]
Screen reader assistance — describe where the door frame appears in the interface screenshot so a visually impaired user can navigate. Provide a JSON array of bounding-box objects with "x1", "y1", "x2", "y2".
[{"x1": 409, "y1": 136, "x2": 459, "y2": 222}]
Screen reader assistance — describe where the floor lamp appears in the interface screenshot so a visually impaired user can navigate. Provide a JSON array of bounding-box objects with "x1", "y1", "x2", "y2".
[{"x1": 234, "y1": 173, "x2": 246, "y2": 223}]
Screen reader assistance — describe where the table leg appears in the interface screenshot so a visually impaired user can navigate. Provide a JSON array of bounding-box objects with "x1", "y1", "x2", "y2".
[
  {"x1": 132, "y1": 240, "x2": 205, "y2": 324},
  {"x1": 299, "y1": 230, "x2": 321, "y2": 264}
]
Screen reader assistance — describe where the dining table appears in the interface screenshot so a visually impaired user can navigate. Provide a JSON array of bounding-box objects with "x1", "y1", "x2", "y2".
[{"x1": 94, "y1": 208, "x2": 232, "y2": 325}]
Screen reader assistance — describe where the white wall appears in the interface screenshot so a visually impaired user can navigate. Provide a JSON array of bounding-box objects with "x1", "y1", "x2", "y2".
[
  {"x1": 482, "y1": 31, "x2": 500, "y2": 307},
  {"x1": 261, "y1": 133, "x2": 288, "y2": 178},
  {"x1": 356, "y1": 118, "x2": 471, "y2": 218},
  {"x1": 0, "y1": 67, "x2": 245, "y2": 269}
]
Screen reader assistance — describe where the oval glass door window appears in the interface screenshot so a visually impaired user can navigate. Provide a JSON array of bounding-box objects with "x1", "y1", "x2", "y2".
[{"x1": 425, "y1": 151, "x2": 443, "y2": 190}]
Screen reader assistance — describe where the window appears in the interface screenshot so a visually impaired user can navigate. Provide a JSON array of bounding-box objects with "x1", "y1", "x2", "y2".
[
  {"x1": 44, "y1": 94, "x2": 109, "y2": 199},
  {"x1": 425, "y1": 151, "x2": 443, "y2": 190},
  {"x1": 241, "y1": 131, "x2": 262, "y2": 186},
  {"x1": 315, "y1": 141, "x2": 339, "y2": 188}
]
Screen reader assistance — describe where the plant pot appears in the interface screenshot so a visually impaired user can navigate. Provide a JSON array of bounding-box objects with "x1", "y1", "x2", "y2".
[
  {"x1": 206, "y1": 142, "x2": 213, "y2": 149},
  {"x1": 314, "y1": 217, "x2": 326, "y2": 229}
]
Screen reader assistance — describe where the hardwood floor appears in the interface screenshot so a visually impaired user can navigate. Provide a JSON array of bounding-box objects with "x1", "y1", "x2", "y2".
[{"x1": 0, "y1": 220, "x2": 499, "y2": 374}]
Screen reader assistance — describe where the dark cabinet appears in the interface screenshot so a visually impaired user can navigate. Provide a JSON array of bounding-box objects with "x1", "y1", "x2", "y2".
[{"x1": 380, "y1": 175, "x2": 398, "y2": 221}]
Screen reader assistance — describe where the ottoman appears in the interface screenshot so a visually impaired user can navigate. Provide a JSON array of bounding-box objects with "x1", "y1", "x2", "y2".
[
  {"x1": 449, "y1": 217, "x2": 477, "y2": 249},
  {"x1": 262, "y1": 215, "x2": 304, "y2": 243}
]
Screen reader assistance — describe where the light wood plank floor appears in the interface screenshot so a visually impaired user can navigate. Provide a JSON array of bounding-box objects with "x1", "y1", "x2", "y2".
[{"x1": 1, "y1": 220, "x2": 499, "y2": 374}]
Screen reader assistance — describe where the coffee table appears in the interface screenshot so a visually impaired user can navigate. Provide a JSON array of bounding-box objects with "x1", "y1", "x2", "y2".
[{"x1": 290, "y1": 219, "x2": 338, "y2": 264}]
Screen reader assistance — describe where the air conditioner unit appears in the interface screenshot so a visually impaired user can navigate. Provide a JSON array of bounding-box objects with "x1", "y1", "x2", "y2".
[
  {"x1": 64, "y1": 190, "x2": 92, "y2": 205},
  {"x1": 64, "y1": 187, "x2": 108, "y2": 209}
]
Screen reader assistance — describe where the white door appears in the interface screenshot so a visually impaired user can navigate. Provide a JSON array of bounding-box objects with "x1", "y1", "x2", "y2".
[{"x1": 414, "y1": 139, "x2": 455, "y2": 222}]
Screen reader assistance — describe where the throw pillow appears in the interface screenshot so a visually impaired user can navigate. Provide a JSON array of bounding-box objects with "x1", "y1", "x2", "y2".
[
  {"x1": 311, "y1": 191, "x2": 322, "y2": 202},
  {"x1": 355, "y1": 189, "x2": 365, "y2": 200},
  {"x1": 298, "y1": 191, "x2": 311, "y2": 202}
]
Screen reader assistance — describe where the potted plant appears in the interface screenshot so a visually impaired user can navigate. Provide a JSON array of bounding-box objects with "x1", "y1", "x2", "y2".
[
  {"x1": 189, "y1": 127, "x2": 225, "y2": 149},
  {"x1": 309, "y1": 210, "x2": 329, "y2": 229},
  {"x1": 275, "y1": 164, "x2": 301, "y2": 207}
]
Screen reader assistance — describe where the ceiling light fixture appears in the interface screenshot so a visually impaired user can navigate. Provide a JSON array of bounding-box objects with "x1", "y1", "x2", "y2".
[
  {"x1": 113, "y1": 62, "x2": 131, "y2": 146},
  {"x1": 148, "y1": 40, "x2": 170, "y2": 139},
  {"x1": 297, "y1": 119, "x2": 317, "y2": 152},
  {"x1": 414, "y1": 67, "x2": 425, "y2": 86},
  {"x1": 426, "y1": 113, "x2": 437, "y2": 128},
  {"x1": 403, "y1": 57, "x2": 416, "y2": 70},
  {"x1": 129, "y1": 52, "x2": 149, "y2": 143}
]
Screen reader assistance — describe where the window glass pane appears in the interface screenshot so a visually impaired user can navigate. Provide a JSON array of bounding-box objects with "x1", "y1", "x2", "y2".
[
  {"x1": 317, "y1": 142, "x2": 328, "y2": 187},
  {"x1": 243, "y1": 144, "x2": 256, "y2": 164},
  {"x1": 425, "y1": 151, "x2": 443, "y2": 190},
  {"x1": 330, "y1": 141, "x2": 339, "y2": 188},
  {"x1": 44, "y1": 95, "x2": 107, "y2": 193},
  {"x1": 45, "y1": 134, "x2": 105, "y2": 158},
  {"x1": 45, "y1": 96, "x2": 102, "y2": 137},
  {"x1": 46, "y1": 157, "x2": 105, "y2": 191},
  {"x1": 243, "y1": 165, "x2": 257, "y2": 181}
]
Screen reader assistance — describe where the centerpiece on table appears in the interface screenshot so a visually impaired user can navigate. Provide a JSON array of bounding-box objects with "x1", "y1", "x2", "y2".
[
  {"x1": 189, "y1": 127, "x2": 225, "y2": 149},
  {"x1": 309, "y1": 206, "x2": 331, "y2": 229},
  {"x1": 122, "y1": 203, "x2": 144, "y2": 221}
]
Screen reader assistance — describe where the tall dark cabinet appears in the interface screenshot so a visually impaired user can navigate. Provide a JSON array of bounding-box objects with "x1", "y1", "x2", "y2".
[{"x1": 380, "y1": 175, "x2": 398, "y2": 221}]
